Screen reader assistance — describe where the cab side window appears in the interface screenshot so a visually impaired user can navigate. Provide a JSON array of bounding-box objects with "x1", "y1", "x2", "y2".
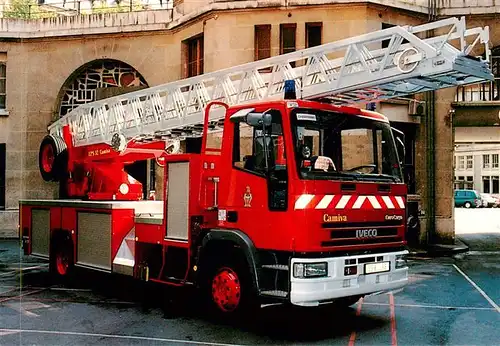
[
  {"x1": 232, "y1": 110, "x2": 288, "y2": 210},
  {"x1": 232, "y1": 111, "x2": 287, "y2": 175},
  {"x1": 233, "y1": 122, "x2": 263, "y2": 174}
]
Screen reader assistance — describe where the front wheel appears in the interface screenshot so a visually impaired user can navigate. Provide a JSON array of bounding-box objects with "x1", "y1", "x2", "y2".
[
  {"x1": 204, "y1": 255, "x2": 258, "y2": 321},
  {"x1": 464, "y1": 202, "x2": 471, "y2": 208},
  {"x1": 211, "y1": 267, "x2": 242, "y2": 313}
]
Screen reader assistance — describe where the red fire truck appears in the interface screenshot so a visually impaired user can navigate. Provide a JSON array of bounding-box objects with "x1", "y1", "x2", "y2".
[{"x1": 19, "y1": 17, "x2": 492, "y2": 316}]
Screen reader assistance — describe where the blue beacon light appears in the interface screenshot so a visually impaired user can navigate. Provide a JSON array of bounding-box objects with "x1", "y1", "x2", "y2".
[{"x1": 284, "y1": 80, "x2": 296, "y2": 99}]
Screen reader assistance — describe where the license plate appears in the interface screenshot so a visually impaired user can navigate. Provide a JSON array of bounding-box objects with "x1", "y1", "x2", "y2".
[{"x1": 364, "y1": 261, "x2": 390, "y2": 274}]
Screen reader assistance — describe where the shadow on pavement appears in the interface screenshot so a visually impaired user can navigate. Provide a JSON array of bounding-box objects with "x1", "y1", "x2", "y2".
[
  {"x1": 16, "y1": 266, "x2": 386, "y2": 343},
  {"x1": 458, "y1": 232, "x2": 500, "y2": 252}
]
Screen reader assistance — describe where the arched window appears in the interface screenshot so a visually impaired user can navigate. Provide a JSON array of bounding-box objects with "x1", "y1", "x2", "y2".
[{"x1": 57, "y1": 59, "x2": 148, "y2": 118}]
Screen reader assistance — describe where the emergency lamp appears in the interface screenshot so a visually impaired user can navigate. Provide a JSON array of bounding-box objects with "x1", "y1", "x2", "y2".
[{"x1": 284, "y1": 80, "x2": 296, "y2": 99}]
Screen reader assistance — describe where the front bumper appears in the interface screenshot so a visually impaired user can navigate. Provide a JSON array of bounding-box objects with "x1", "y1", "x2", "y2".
[{"x1": 290, "y1": 250, "x2": 409, "y2": 307}]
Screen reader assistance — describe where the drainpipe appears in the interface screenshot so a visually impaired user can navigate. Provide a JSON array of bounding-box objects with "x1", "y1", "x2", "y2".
[
  {"x1": 425, "y1": 90, "x2": 436, "y2": 245},
  {"x1": 425, "y1": 0, "x2": 438, "y2": 245}
]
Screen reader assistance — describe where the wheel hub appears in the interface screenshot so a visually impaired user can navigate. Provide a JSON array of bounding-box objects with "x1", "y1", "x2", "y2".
[
  {"x1": 41, "y1": 144, "x2": 55, "y2": 173},
  {"x1": 56, "y1": 250, "x2": 69, "y2": 276},
  {"x1": 212, "y1": 267, "x2": 241, "y2": 312}
]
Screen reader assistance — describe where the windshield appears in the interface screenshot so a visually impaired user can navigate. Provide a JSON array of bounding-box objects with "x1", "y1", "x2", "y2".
[{"x1": 291, "y1": 108, "x2": 403, "y2": 183}]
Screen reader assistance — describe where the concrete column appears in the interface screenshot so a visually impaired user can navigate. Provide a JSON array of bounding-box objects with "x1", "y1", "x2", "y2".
[
  {"x1": 474, "y1": 154, "x2": 482, "y2": 190},
  {"x1": 416, "y1": 86, "x2": 457, "y2": 245},
  {"x1": 433, "y1": 87, "x2": 457, "y2": 244}
]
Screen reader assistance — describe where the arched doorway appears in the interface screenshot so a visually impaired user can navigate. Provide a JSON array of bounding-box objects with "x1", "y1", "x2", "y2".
[{"x1": 56, "y1": 59, "x2": 153, "y2": 199}]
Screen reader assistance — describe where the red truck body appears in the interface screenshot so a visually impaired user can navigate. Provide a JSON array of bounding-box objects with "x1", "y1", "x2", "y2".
[{"x1": 20, "y1": 99, "x2": 409, "y2": 314}]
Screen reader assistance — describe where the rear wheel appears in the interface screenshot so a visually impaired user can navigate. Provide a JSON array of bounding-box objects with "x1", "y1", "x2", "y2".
[
  {"x1": 50, "y1": 232, "x2": 74, "y2": 283},
  {"x1": 55, "y1": 246, "x2": 72, "y2": 276}
]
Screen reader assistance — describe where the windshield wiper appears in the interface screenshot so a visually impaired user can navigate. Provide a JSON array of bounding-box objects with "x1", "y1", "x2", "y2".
[
  {"x1": 359, "y1": 173, "x2": 399, "y2": 182},
  {"x1": 304, "y1": 171, "x2": 360, "y2": 181}
]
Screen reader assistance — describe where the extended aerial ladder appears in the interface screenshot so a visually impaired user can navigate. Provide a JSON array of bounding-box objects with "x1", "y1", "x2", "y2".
[
  {"x1": 39, "y1": 16, "x2": 493, "y2": 200},
  {"x1": 47, "y1": 16, "x2": 492, "y2": 150}
]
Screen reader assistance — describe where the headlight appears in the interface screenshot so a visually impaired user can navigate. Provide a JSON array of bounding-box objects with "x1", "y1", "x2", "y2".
[
  {"x1": 395, "y1": 254, "x2": 407, "y2": 269},
  {"x1": 293, "y1": 262, "x2": 328, "y2": 278}
]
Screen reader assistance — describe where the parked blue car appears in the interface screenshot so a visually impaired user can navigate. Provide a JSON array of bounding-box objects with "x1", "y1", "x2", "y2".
[{"x1": 454, "y1": 189, "x2": 481, "y2": 208}]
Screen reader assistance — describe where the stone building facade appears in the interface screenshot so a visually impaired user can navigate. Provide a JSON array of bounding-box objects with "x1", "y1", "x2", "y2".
[{"x1": 0, "y1": 0, "x2": 498, "y2": 244}]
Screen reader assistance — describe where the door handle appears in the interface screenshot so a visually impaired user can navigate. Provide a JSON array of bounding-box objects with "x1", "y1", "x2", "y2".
[{"x1": 207, "y1": 177, "x2": 219, "y2": 210}]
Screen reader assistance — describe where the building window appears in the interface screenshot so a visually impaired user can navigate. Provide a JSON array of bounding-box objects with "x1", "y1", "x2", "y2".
[
  {"x1": 280, "y1": 24, "x2": 296, "y2": 67},
  {"x1": 458, "y1": 156, "x2": 465, "y2": 170},
  {"x1": 0, "y1": 62, "x2": 5, "y2": 110},
  {"x1": 483, "y1": 176, "x2": 490, "y2": 193},
  {"x1": 255, "y1": 25, "x2": 271, "y2": 61},
  {"x1": 493, "y1": 154, "x2": 499, "y2": 168},
  {"x1": 492, "y1": 176, "x2": 499, "y2": 194},
  {"x1": 483, "y1": 154, "x2": 490, "y2": 169},
  {"x1": 466, "y1": 155, "x2": 473, "y2": 169},
  {"x1": 306, "y1": 22, "x2": 322, "y2": 48},
  {"x1": 184, "y1": 34, "x2": 204, "y2": 78},
  {"x1": 0, "y1": 143, "x2": 4, "y2": 210}
]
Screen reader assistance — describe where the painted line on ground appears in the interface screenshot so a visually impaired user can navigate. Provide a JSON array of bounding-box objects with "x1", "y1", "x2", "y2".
[
  {"x1": 0, "y1": 328, "x2": 247, "y2": 346},
  {"x1": 49, "y1": 287, "x2": 93, "y2": 292},
  {"x1": 0, "y1": 287, "x2": 18, "y2": 296},
  {"x1": 362, "y1": 302, "x2": 496, "y2": 311},
  {"x1": 453, "y1": 264, "x2": 500, "y2": 313},
  {"x1": 4, "y1": 297, "x2": 136, "y2": 305},
  {"x1": 0, "y1": 330, "x2": 19, "y2": 336},
  {"x1": 1, "y1": 262, "x2": 47, "y2": 265},
  {"x1": 347, "y1": 297, "x2": 363, "y2": 346},
  {"x1": 465, "y1": 251, "x2": 500, "y2": 256},
  {"x1": 0, "y1": 286, "x2": 92, "y2": 292},
  {"x1": 0, "y1": 265, "x2": 48, "y2": 278},
  {"x1": 0, "y1": 288, "x2": 48, "y2": 304},
  {"x1": 389, "y1": 293, "x2": 397, "y2": 346}
]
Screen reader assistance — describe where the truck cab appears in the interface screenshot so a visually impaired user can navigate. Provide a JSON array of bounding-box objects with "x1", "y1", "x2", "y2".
[{"x1": 206, "y1": 99, "x2": 409, "y2": 309}]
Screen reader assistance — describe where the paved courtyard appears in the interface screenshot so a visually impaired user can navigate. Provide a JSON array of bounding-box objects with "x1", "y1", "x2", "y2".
[{"x1": 0, "y1": 208, "x2": 499, "y2": 345}]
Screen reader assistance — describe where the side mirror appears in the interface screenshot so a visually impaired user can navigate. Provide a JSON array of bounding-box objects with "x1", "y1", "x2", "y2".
[
  {"x1": 396, "y1": 137, "x2": 405, "y2": 161},
  {"x1": 391, "y1": 127, "x2": 406, "y2": 164},
  {"x1": 246, "y1": 112, "x2": 272, "y2": 127}
]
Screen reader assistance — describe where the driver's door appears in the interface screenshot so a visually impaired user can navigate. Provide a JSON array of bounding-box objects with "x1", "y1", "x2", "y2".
[{"x1": 223, "y1": 109, "x2": 288, "y2": 247}]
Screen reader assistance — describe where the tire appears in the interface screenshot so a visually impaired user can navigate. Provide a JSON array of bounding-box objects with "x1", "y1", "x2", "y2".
[
  {"x1": 50, "y1": 232, "x2": 75, "y2": 283},
  {"x1": 464, "y1": 202, "x2": 471, "y2": 208},
  {"x1": 315, "y1": 295, "x2": 363, "y2": 313},
  {"x1": 39, "y1": 135, "x2": 68, "y2": 182},
  {"x1": 333, "y1": 295, "x2": 363, "y2": 307},
  {"x1": 203, "y1": 252, "x2": 259, "y2": 322}
]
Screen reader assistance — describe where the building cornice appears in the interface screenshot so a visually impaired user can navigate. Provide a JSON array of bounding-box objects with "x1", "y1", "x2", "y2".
[
  {"x1": 0, "y1": 0, "x2": 428, "y2": 39},
  {"x1": 0, "y1": 0, "x2": 498, "y2": 39}
]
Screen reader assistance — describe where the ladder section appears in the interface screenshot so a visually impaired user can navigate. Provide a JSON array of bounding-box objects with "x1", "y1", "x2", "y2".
[{"x1": 48, "y1": 16, "x2": 493, "y2": 147}]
